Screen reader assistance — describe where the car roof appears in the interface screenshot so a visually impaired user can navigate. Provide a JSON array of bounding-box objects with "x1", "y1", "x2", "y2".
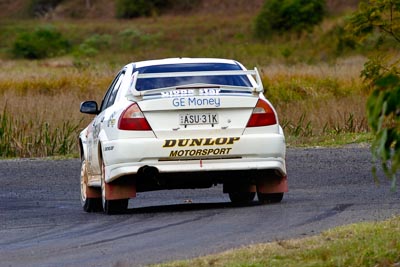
[{"x1": 131, "y1": 58, "x2": 242, "y2": 69}]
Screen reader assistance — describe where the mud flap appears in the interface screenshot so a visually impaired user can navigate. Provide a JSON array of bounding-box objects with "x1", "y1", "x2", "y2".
[
  {"x1": 86, "y1": 186, "x2": 101, "y2": 198},
  {"x1": 105, "y1": 183, "x2": 136, "y2": 200},
  {"x1": 257, "y1": 175, "x2": 288, "y2": 193}
]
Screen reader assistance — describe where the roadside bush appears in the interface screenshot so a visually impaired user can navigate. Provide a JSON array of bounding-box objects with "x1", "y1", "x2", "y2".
[
  {"x1": 255, "y1": 0, "x2": 326, "y2": 39},
  {"x1": 117, "y1": 28, "x2": 163, "y2": 51},
  {"x1": 118, "y1": 28, "x2": 142, "y2": 50},
  {"x1": 11, "y1": 25, "x2": 70, "y2": 59},
  {"x1": 74, "y1": 34, "x2": 112, "y2": 57}
]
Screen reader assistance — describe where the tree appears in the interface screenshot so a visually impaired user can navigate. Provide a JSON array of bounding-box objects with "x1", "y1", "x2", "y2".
[
  {"x1": 12, "y1": 25, "x2": 70, "y2": 59},
  {"x1": 254, "y1": 0, "x2": 326, "y2": 39},
  {"x1": 347, "y1": 0, "x2": 400, "y2": 188}
]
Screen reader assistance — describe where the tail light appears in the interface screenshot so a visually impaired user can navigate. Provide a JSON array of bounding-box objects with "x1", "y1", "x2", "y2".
[
  {"x1": 118, "y1": 103, "x2": 151, "y2": 131},
  {"x1": 246, "y1": 99, "x2": 277, "y2": 127}
]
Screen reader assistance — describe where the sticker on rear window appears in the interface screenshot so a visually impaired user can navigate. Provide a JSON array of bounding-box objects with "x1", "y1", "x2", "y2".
[{"x1": 161, "y1": 89, "x2": 221, "y2": 97}]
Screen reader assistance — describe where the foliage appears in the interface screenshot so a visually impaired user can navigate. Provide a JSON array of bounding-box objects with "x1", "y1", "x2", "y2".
[
  {"x1": 347, "y1": 0, "x2": 400, "y2": 187},
  {"x1": 11, "y1": 25, "x2": 70, "y2": 59},
  {"x1": 367, "y1": 72, "x2": 400, "y2": 187},
  {"x1": 325, "y1": 24, "x2": 358, "y2": 56},
  {"x1": 254, "y1": 0, "x2": 326, "y2": 39}
]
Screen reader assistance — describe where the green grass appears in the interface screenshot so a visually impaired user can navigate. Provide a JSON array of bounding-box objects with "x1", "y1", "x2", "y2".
[{"x1": 151, "y1": 216, "x2": 400, "y2": 267}]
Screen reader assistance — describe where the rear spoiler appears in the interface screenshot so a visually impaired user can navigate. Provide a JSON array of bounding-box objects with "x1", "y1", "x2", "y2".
[{"x1": 128, "y1": 68, "x2": 264, "y2": 97}]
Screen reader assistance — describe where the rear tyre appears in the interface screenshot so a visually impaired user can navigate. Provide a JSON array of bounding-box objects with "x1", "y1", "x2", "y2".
[
  {"x1": 101, "y1": 162, "x2": 128, "y2": 215},
  {"x1": 103, "y1": 198, "x2": 129, "y2": 215},
  {"x1": 228, "y1": 192, "x2": 256, "y2": 205},
  {"x1": 80, "y1": 159, "x2": 102, "y2": 212},
  {"x1": 257, "y1": 192, "x2": 284, "y2": 204}
]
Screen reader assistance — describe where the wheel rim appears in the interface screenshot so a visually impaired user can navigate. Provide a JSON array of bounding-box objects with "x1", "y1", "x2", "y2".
[{"x1": 80, "y1": 160, "x2": 88, "y2": 205}]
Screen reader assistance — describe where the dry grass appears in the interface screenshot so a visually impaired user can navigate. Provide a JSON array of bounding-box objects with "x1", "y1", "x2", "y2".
[
  {"x1": 0, "y1": 59, "x2": 114, "y2": 157},
  {"x1": 0, "y1": 60, "x2": 111, "y2": 137},
  {"x1": 0, "y1": 56, "x2": 369, "y2": 157},
  {"x1": 263, "y1": 56, "x2": 369, "y2": 141}
]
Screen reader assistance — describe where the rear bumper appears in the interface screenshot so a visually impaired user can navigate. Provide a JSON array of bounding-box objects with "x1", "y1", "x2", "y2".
[
  {"x1": 105, "y1": 156, "x2": 286, "y2": 183},
  {"x1": 101, "y1": 133, "x2": 286, "y2": 183}
]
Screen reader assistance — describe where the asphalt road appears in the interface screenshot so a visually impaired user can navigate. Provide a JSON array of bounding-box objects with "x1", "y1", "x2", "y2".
[{"x1": 1, "y1": 146, "x2": 399, "y2": 267}]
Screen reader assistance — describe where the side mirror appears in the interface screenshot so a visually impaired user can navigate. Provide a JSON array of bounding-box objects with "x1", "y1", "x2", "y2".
[{"x1": 80, "y1": 101, "x2": 99, "y2": 115}]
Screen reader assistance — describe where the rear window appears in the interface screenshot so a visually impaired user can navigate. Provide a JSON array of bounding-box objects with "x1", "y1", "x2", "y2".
[{"x1": 134, "y1": 63, "x2": 252, "y2": 91}]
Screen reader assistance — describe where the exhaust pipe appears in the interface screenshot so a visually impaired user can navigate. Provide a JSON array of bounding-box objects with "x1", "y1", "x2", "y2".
[
  {"x1": 139, "y1": 165, "x2": 159, "y2": 178},
  {"x1": 139, "y1": 166, "x2": 165, "y2": 186}
]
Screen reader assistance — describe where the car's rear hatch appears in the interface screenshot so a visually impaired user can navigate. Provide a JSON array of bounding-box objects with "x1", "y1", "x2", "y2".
[
  {"x1": 138, "y1": 91, "x2": 258, "y2": 139},
  {"x1": 129, "y1": 67, "x2": 267, "y2": 138}
]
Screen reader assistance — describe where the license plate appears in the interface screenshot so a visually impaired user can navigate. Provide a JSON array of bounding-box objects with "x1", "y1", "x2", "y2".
[{"x1": 179, "y1": 113, "x2": 219, "y2": 125}]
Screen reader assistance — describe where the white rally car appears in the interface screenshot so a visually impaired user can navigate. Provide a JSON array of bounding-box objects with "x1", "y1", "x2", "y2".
[{"x1": 79, "y1": 58, "x2": 287, "y2": 214}]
